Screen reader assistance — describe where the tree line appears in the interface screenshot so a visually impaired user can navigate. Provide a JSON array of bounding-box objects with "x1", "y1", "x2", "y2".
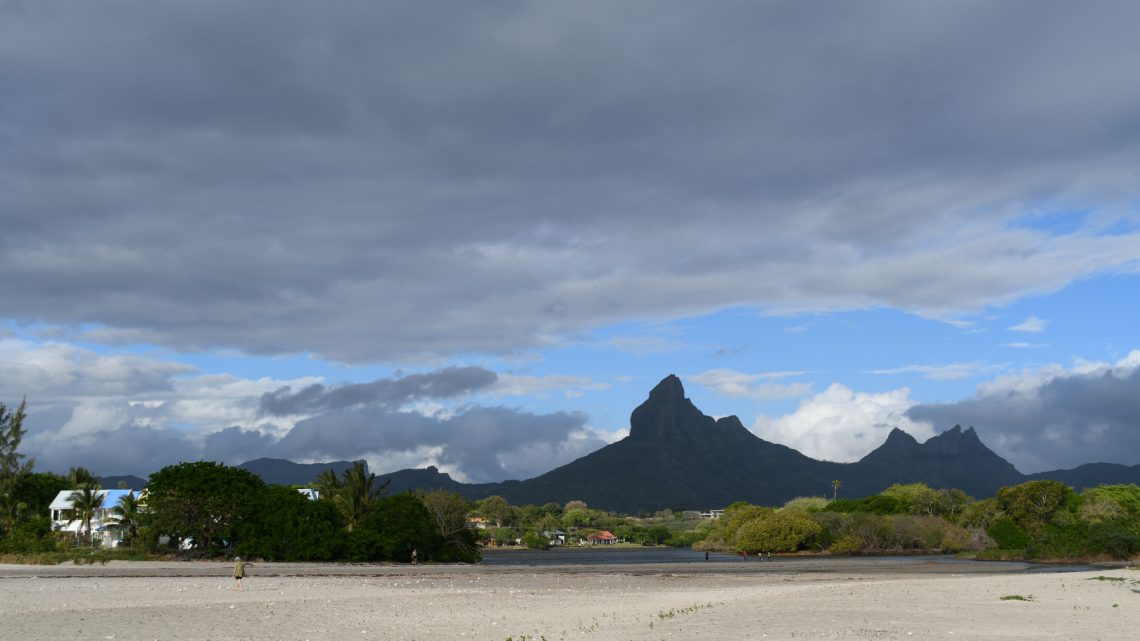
[
  {"x1": 2, "y1": 399, "x2": 480, "y2": 562},
  {"x1": 5, "y1": 398, "x2": 1139, "y2": 562},
  {"x1": 697, "y1": 480, "x2": 1140, "y2": 560}
]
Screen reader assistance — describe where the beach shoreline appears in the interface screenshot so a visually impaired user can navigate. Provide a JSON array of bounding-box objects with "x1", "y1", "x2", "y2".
[{"x1": 1, "y1": 558, "x2": 1136, "y2": 640}]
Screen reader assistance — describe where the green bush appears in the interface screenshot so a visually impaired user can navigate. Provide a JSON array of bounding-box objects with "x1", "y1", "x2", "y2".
[
  {"x1": 783, "y1": 497, "x2": 830, "y2": 512},
  {"x1": 234, "y1": 485, "x2": 341, "y2": 561},
  {"x1": 827, "y1": 495, "x2": 903, "y2": 515},
  {"x1": 0, "y1": 516, "x2": 57, "y2": 554},
  {"x1": 361, "y1": 494, "x2": 443, "y2": 562},
  {"x1": 939, "y1": 524, "x2": 972, "y2": 553},
  {"x1": 1087, "y1": 521, "x2": 1140, "y2": 559},
  {"x1": 666, "y1": 530, "x2": 707, "y2": 548},
  {"x1": 491, "y1": 527, "x2": 518, "y2": 546},
  {"x1": 987, "y1": 517, "x2": 1028, "y2": 549},
  {"x1": 341, "y1": 528, "x2": 383, "y2": 562},
  {"x1": 1027, "y1": 523, "x2": 1090, "y2": 559},
  {"x1": 523, "y1": 532, "x2": 549, "y2": 549},
  {"x1": 734, "y1": 508, "x2": 821, "y2": 553},
  {"x1": 829, "y1": 533, "x2": 863, "y2": 555}
]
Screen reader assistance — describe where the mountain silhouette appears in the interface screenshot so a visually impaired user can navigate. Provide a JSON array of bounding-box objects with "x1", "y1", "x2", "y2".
[
  {"x1": 219, "y1": 375, "x2": 1140, "y2": 513},
  {"x1": 236, "y1": 457, "x2": 363, "y2": 486}
]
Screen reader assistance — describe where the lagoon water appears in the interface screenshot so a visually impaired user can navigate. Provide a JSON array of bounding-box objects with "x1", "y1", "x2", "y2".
[{"x1": 479, "y1": 546, "x2": 1098, "y2": 573}]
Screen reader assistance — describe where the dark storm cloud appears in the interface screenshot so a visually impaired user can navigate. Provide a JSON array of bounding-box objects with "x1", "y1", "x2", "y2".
[
  {"x1": 258, "y1": 367, "x2": 498, "y2": 416},
  {"x1": 30, "y1": 422, "x2": 198, "y2": 477},
  {"x1": 272, "y1": 405, "x2": 593, "y2": 482},
  {"x1": 201, "y1": 426, "x2": 277, "y2": 465},
  {"x1": 4, "y1": 2, "x2": 1140, "y2": 361},
  {"x1": 907, "y1": 362, "x2": 1140, "y2": 473}
]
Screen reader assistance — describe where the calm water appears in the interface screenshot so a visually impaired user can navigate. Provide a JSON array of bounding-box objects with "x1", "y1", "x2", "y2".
[
  {"x1": 482, "y1": 546, "x2": 715, "y2": 566},
  {"x1": 479, "y1": 546, "x2": 1099, "y2": 573}
]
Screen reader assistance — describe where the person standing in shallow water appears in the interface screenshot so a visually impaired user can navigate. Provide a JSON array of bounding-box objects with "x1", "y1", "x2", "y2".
[{"x1": 233, "y1": 556, "x2": 247, "y2": 591}]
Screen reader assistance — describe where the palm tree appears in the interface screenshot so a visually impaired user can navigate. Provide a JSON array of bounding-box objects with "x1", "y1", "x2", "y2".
[
  {"x1": 110, "y1": 492, "x2": 142, "y2": 548},
  {"x1": 325, "y1": 461, "x2": 389, "y2": 531},
  {"x1": 66, "y1": 485, "x2": 105, "y2": 547},
  {"x1": 314, "y1": 469, "x2": 342, "y2": 500},
  {"x1": 832, "y1": 479, "x2": 842, "y2": 501},
  {"x1": 68, "y1": 467, "x2": 98, "y2": 488}
]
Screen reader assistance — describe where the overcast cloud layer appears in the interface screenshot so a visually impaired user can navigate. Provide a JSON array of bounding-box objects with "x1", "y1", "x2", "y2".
[
  {"x1": 4, "y1": 2, "x2": 1140, "y2": 362},
  {"x1": 4, "y1": 3, "x2": 1140, "y2": 480}
]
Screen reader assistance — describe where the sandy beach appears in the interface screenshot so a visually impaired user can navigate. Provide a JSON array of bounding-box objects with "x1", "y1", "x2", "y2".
[{"x1": 1, "y1": 557, "x2": 1136, "y2": 640}]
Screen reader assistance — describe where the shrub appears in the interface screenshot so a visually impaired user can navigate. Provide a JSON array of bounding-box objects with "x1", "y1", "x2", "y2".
[
  {"x1": 829, "y1": 533, "x2": 863, "y2": 555},
  {"x1": 523, "y1": 532, "x2": 549, "y2": 550},
  {"x1": 987, "y1": 518, "x2": 1028, "y2": 550},
  {"x1": 491, "y1": 527, "x2": 519, "y2": 546},
  {"x1": 666, "y1": 530, "x2": 707, "y2": 548},
  {"x1": 849, "y1": 513, "x2": 890, "y2": 550},
  {"x1": 1027, "y1": 523, "x2": 1091, "y2": 559},
  {"x1": 0, "y1": 516, "x2": 58, "y2": 554},
  {"x1": 1088, "y1": 521, "x2": 1140, "y2": 559},
  {"x1": 939, "y1": 524, "x2": 972, "y2": 553},
  {"x1": 957, "y1": 498, "x2": 1001, "y2": 529},
  {"x1": 734, "y1": 508, "x2": 821, "y2": 553},
  {"x1": 234, "y1": 485, "x2": 340, "y2": 561},
  {"x1": 995, "y1": 480, "x2": 1075, "y2": 533},
  {"x1": 888, "y1": 515, "x2": 944, "y2": 550},
  {"x1": 783, "y1": 497, "x2": 830, "y2": 512},
  {"x1": 810, "y1": 512, "x2": 853, "y2": 551},
  {"x1": 826, "y1": 495, "x2": 904, "y2": 515},
  {"x1": 361, "y1": 494, "x2": 444, "y2": 562}
]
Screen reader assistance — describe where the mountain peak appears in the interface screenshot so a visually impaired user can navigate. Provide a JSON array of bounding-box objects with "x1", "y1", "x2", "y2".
[
  {"x1": 885, "y1": 427, "x2": 919, "y2": 444},
  {"x1": 628, "y1": 375, "x2": 714, "y2": 441},
  {"x1": 923, "y1": 424, "x2": 984, "y2": 454},
  {"x1": 648, "y1": 374, "x2": 685, "y2": 401}
]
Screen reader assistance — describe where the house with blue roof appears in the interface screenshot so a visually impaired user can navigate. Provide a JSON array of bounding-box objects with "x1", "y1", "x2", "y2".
[{"x1": 49, "y1": 489, "x2": 140, "y2": 547}]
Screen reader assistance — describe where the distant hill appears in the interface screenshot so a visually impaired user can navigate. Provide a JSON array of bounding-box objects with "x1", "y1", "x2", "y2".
[
  {"x1": 236, "y1": 457, "x2": 363, "y2": 486},
  {"x1": 1027, "y1": 462, "x2": 1140, "y2": 491}
]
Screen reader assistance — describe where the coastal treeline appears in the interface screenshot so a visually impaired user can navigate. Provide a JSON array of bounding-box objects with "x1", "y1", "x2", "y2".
[
  {"x1": 4, "y1": 398, "x2": 1139, "y2": 562},
  {"x1": 1, "y1": 459, "x2": 479, "y2": 563},
  {"x1": 465, "y1": 495, "x2": 703, "y2": 549},
  {"x1": 697, "y1": 480, "x2": 1140, "y2": 561}
]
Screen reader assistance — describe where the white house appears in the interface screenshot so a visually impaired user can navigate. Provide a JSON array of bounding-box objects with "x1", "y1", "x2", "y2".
[{"x1": 49, "y1": 489, "x2": 139, "y2": 547}]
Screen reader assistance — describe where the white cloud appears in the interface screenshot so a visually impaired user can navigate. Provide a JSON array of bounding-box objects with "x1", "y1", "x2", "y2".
[
  {"x1": 601, "y1": 336, "x2": 688, "y2": 355},
  {"x1": 866, "y1": 361, "x2": 1004, "y2": 381},
  {"x1": 752, "y1": 384, "x2": 936, "y2": 462},
  {"x1": 489, "y1": 373, "x2": 609, "y2": 399},
  {"x1": 691, "y1": 368, "x2": 814, "y2": 399},
  {"x1": 1009, "y1": 316, "x2": 1049, "y2": 333},
  {"x1": 1001, "y1": 342, "x2": 1050, "y2": 349},
  {"x1": 908, "y1": 350, "x2": 1140, "y2": 472},
  {"x1": 2, "y1": 338, "x2": 607, "y2": 480}
]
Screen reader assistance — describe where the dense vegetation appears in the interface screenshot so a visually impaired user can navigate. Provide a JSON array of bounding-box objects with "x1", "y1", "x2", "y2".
[
  {"x1": 2, "y1": 398, "x2": 1138, "y2": 563},
  {"x1": 695, "y1": 480, "x2": 1140, "y2": 561},
  {"x1": 1, "y1": 403, "x2": 481, "y2": 563}
]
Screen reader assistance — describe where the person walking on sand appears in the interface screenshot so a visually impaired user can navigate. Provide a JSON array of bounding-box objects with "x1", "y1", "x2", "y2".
[
  {"x1": 411, "y1": 548, "x2": 418, "y2": 565},
  {"x1": 233, "y1": 556, "x2": 249, "y2": 591}
]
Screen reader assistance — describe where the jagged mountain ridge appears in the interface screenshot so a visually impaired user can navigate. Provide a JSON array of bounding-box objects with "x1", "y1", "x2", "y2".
[{"x1": 107, "y1": 375, "x2": 1140, "y2": 512}]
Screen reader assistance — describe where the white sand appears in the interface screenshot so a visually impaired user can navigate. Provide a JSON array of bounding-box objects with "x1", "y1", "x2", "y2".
[{"x1": 1, "y1": 561, "x2": 1136, "y2": 640}]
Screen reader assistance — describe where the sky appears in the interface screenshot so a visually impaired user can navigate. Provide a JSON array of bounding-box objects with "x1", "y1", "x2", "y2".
[{"x1": 3, "y1": 1, "x2": 1140, "y2": 484}]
